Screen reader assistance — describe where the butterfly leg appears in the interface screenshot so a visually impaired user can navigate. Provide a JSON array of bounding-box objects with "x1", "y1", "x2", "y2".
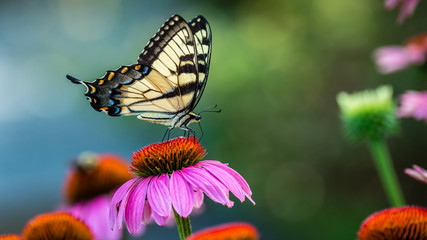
[
  {"x1": 162, "y1": 128, "x2": 173, "y2": 142},
  {"x1": 181, "y1": 126, "x2": 196, "y2": 140}
]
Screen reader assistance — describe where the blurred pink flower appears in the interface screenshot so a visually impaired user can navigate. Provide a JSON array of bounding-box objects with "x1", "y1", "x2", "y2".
[
  {"x1": 374, "y1": 33, "x2": 427, "y2": 74},
  {"x1": 62, "y1": 153, "x2": 135, "y2": 240},
  {"x1": 396, "y1": 91, "x2": 427, "y2": 122},
  {"x1": 384, "y1": 0, "x2": 420, "y2": 24},
  {"x1": 109, "y1": 137, "x2": 255, "y2": 235},
  {"x1": 405, "y1": 165, "x2": 427, "y2": 183},
  {"x1": 65, "y1": 195, "x2": 125, "y2": 240}
]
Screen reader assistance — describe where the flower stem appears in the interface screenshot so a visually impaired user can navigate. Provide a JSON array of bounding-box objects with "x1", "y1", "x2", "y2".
[
  {"x1": 173, "y1": 208, "x2": 192, "y2": 239},
  {"x1": 367, "y1": 139, "x2": 405, "y2": 206}
]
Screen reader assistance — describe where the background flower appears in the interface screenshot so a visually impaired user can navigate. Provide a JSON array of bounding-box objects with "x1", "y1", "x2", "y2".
[
  {"x1": 62, "y1": 153, "x2": 135, "y2": 240},
  {"x1": 187, "y1": 222, "x2": 259, "y2": 240},
  {"x1": 384, "y1": 0, "x2": 420, "y2": 24},
  {"x1": 357, "y1": 206, "x2": 427, "y2": 240},
  {"x1": 21, "y1": 212, "x2": 94, "y2": 240},
  {"x1": 396, "y1": 91, "x2": 427, "y2": 122},
  {"x1": 374, "y1": 33, "x2": 427, "y2": 74},
  {"x1": 405, "y1": 165, "x2": 427, "y2": 183}
]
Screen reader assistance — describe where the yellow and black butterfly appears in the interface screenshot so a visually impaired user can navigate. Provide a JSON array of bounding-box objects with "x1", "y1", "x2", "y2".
[{"x1": 67, "y1": 15, "x2": 213, "y2": 137}]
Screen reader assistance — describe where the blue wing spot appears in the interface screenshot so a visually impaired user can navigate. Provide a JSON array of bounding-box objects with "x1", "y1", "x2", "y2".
[
  {"x1": 122, "y1": 79, "x2": 134, "y2": 85},
  {"x1": 107, "y1": 106, "x2": 121, "y2": 116},
  {"x1": 142, "y1": 65, "x2": 150, "y2": 75},
  {"x1": 109, "y1": 99, "x2": 115, "y2": 105}
]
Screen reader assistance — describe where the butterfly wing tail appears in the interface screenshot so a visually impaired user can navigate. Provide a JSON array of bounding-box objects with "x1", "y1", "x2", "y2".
[{"x1": 66, "y1": 74, "x2": 84, "y2": 84}]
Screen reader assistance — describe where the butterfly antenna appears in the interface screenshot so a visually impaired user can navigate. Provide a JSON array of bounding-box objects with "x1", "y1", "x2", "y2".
[
  {"x1": 198, "y1": 104, "x2": 222, "y2": 114},
  {"x1": 66, "y1": 74, "x2": 83, "y2": 84}
]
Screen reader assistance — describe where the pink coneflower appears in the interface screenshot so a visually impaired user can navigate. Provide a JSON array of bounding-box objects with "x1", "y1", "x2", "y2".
[
  {"x1": 187, "y1": 222, "x2": 259, "y2": 240},
  {"x1": 357, "y1": 206, "x2": 427, "y2": 240},
  {"x1": 374, "y1": 33, "x2": 427, "y2": 74},
  {"x1": 110, "y1": 137, "x2": 255, "y2": 236},
  {"x1": 62, "y1": 153, "x2": 135, "y2": 240},
  {"x1": 21, "y1": 212, "x2": 94, "y2": 240},
  {"x1": 384, "y1": 0, "x2": 420, "y2": 24},
  {"x1": 396, "y1": 91, "x2": 427, "y2": 122},
  {"x1": 405, "y1": 164, "x2": 427, "y2": 183}
]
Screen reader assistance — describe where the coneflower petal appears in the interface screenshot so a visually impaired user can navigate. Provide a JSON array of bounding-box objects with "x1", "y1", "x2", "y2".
[
  {"x1": 109, "y1": 178, "x2": 139, "y2": 230},
  {"x1": 148, "y1": 174, "x2": 172, "y2": 217},
  {"x1": 151, "y1": 207, "x2": 169, "y2": 226},
  {"x1": 201, "y1": 163, "x2": 247, "y2": 202},
  {"x1": 194, "y1": 188, "x2": 204, "y2": 208},
  {"x1": 182, "y1": 166, "x2": 230, "y2": 205},
  {"x1": 125, "y1": 176, "x2": 151, "y2": 234},
  {"x1": 201, "y1": 161, "x2": 254, "y2": 201},
  {"x1": 170, "y1": 171, "x2": 194, "y2": 217},
  {"x1": 142, "y1": 201, "x2": 152, "y2": 225}
]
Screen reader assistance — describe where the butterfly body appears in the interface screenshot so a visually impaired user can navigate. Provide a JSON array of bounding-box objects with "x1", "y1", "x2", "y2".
[{"x1": 67, "y1": 14, "x2": 211, "y2": 131}]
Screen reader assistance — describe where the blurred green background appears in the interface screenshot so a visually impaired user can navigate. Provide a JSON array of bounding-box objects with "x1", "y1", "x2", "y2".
[{"x1": 2, "y1": 0, "x2": 427, "y2": 239}]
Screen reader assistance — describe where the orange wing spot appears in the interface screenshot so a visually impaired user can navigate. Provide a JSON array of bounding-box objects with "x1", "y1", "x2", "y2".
[
  {"x1": 101, "y1": 107, "x2": 109, "y2": 112},
  {"x1": 93, "y1": 99, "x2": 97, "y2": 104},
  {"x1": 108, "y1": 72, "x2": 115, "y2": 80},
  {"x1": 121, "y1": 67, "x2": 129, "y2": 74},
  {"x1": 98, "y1": 79, "x2": 105, "y2": 85},
  {"x1": 89, "y1": 85, "x2": 96, "y2": 93},
  {"x1": 134, "y1": 65, "x2": 141, "y2": 70}
]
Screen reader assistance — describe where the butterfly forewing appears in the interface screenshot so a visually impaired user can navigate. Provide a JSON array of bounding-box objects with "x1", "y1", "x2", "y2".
[
  {"x1": 138, "y1": 15, "x2": 199, "y2": 110},
  {"x1": 188, "y1": 15, "x2": 212, "y2": 108}
]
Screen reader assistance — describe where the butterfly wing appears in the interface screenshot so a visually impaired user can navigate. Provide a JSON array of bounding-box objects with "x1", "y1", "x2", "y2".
[
  {"x1": 69, "y1": 15, "x2": 203, "y2": 127},
  {"x1": 188, "y1": 15, "x2": 212, "y2": 108},
  {"x1": 137, "y1": 15, "x2": 199, "y2": 118}
]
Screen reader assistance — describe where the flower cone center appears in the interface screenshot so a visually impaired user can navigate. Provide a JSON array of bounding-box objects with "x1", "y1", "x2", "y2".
[{"x1": 131, "y1": 137, "x2": 206, "y2": 177}]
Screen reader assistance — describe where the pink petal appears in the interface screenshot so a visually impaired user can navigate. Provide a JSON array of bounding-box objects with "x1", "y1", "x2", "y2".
[
  {"x1": 405, "y1": 165, "x2": 427, "y2": 183},
  {"x1": 147, "y1": 174, "x2": 172, "y2": 217},
  {"x1": 201, "y1": 161, "x2": 253, "y2": 196},
  {"x1": 201, "y1": 163, "x2": 247, "y2": 202},
  {"x1": 194, "y1": 188, "x2": 204, "y2": 208},
  {"x1": 170, "y1": 171, "x2": 194, "y2": 217},
  {"x1": 397, "y1": 0, "x2": 419, "y2": 24},
  {"x1": 181, "y1": 166, "x2": 230, "y2": 206},
  {"x1": 109, "y1": 178, "x2": 139, "y2": 230},
  {"x1": 125, "y1": 176, "x2": 151, "y2": 234},
  {"x1": 384, "y1": 0, "x2": 401, "y2": 9},
  {"x1": 68, "y1": 196, "x2": 123, "y2": 240},
  {"x1": 374, "y1": 46, "x2": 412, "y2": 74},
  {"x1": 151, "y1": 208, "x2": 169, "y2": 226},
  {"x1": 397, "y1": 91, "x2": 427, "y2": 122},
  {"x1": 142, "y1": 200, "x2": 152, "y2": 225}
]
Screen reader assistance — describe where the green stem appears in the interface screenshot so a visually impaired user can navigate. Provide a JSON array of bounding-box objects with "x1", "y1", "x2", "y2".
[
  {"x1": 367, "y1": 139, "x2": 405, "y2": 206},
  {"x1": 173, "y1": 208, "x2": 192, "y2": 239}
]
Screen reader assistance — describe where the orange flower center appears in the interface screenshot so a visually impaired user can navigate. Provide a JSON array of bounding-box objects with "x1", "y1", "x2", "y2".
[
  {"x1": 21, "y1": 212, "x2": 94, "y2": 240},
  {"x1": 64, "y1": 153, "x2": 133, "y2": 203},
  {"x1": 358, "y1": 206, "x2": 427, "y2": 240},
  {"x1": 0, "y1": 234, "x2": 22, "y2": 240},
  {"x1": 131, "y1": 137, "x2": 206, "y2": 176},
  {"x1": 187, "y1": 222, "x2": 259, "y2": 240}
]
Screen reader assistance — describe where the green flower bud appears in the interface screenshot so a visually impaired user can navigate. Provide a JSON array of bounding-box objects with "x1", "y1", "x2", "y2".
[{"x1": 337, "y1": 85, "x2": 399, "y2": 143}]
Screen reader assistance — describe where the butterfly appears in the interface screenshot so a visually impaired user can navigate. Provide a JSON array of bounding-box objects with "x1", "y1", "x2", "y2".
[{"x1": 67, "y1": 14, "x2": 213, "y2": 137}]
